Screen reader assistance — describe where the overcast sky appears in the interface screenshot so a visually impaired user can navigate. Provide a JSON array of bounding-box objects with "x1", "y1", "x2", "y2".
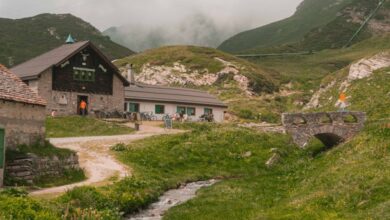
[{"x1": 0, "y1": 0, "x2": 302, "y2": 31}]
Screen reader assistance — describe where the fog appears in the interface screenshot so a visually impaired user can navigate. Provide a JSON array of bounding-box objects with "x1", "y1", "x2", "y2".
[{"x1": 0, "y1": 0, "x2": 303, "y2": 51}]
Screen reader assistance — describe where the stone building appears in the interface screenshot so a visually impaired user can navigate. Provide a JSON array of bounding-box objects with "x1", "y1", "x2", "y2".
[
  {"x1": 0, "y1": 65, "x2": 46, "y2": 187},
  {"x1": 11, "y1": 40, "x2": 129, "y2": 115},
  {"x1": 125, "y1": 84, "x2": 228, "y2": 122}
]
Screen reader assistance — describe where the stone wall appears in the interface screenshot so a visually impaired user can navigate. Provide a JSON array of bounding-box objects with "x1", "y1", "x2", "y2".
[
  {"x1": 34, "y1": 69, "x2": 125, "y2": 115},
  {"x1": 0, "y1": 101, "x2": 46, "y2": 149},
  {"x1": 5, "y1": 153, "x2": 79, "y2": 184}
]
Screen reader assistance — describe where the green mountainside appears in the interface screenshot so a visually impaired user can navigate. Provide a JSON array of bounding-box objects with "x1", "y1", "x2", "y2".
[
  {"x1": 0, "y1": 13, "x2": 135, "y2": 67},
  {"x1": 218, "y1": 0, "x2": 390, "y2": 54},
  {"x1": 218, "y1": 0, "x2": 355, "y2": 53}
]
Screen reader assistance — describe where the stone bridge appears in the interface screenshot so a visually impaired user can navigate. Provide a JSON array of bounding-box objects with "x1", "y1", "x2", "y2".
[{"x1": 282, "y1": 112, "x2": 366, "y2": 148}]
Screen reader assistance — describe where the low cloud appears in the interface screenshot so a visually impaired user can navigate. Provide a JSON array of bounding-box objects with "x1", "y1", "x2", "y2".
[{"x1": 0, "y1": 0, "x2": 303, "y2": 50}]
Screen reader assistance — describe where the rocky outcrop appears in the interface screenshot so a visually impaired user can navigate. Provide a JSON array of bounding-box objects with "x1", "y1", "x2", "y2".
[
  {"x1": 340, "y1": 52, "x2": 390, "y2": 91},
  {"x1": 131, "y1": 57, "x2": 255, "y2": 96},
  {"x1": 305, "y1": 52, "x2": 390, "y2": 109}
]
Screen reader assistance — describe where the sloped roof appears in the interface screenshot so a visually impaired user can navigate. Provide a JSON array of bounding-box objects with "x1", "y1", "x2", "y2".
[
  {"x1": 0, "y1": 65, "x2": 46, "y2": 106},
  {"x1": 125, "y1": 84, "x2": 228, "y2": 108},
  {"x1": 10, "y1": 41, "x2": 129, "y2": 85}
]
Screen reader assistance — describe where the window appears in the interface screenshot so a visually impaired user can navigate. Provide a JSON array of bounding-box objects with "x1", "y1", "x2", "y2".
[
  {"x1": 73, "y1": 67, "x2": 95, "y2": 82},
  {"x1": 155, "y1": 105, "x2": 165, "y2": 114},
  {"x1": 187, "y1": 107, "x2": 196, "y2": 116},
  {"x1": 177, "y1": 106, "x2": 186, "y2": 114},
  {"x1": 129, "y1": 103, "x2": 140, "y2": 112},
  {"x1": 204, "y1": 108, "x2": 213, "y2": 115}
]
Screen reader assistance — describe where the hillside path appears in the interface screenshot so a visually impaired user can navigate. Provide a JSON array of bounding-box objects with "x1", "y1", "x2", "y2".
[{"x1": 30, "y1": 123, "x2": 183, "y2": 197}]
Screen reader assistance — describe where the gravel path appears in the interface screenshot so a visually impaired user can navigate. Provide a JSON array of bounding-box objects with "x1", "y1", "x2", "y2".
[{"x1": 30, "y1": 124, "x2": 182, "y2": 196}]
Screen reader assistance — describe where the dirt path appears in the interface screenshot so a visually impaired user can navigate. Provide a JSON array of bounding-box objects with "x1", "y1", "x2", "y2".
[{"x1": 30, "y1": 123, "x2": 182, "y2": 197}]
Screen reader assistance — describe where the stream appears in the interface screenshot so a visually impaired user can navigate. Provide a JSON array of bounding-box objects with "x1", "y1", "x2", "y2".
[{"x1": 126, "y1": 179, "x2": 218, "y2": 220}]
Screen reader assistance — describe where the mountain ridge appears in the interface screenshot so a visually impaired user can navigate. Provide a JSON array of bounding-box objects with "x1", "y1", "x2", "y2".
[
  {"x1": 218, "y1": 0, "x2": 390, "y2": 54},
  {"x1": 0, "y1": 13, "x2": 135, "y2": 67}
]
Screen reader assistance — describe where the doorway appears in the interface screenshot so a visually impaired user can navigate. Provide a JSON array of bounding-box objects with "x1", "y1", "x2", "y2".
[
  {"x1": 0, "y1": 129, "x2": 5, "y2": 169},
  {"x1": 77, "y1": 96, "x2": 89, "y2": 115}
]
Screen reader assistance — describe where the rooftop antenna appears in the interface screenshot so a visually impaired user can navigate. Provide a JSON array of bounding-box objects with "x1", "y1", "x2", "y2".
[{"x1": 65, "y1": 34, "x2": 75, "y2": 44}]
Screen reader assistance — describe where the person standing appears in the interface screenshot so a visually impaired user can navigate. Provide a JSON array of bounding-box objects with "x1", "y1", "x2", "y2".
[
  {"x1": 338, "y1": 92, "x2": 347, "y2": 112},
  {"x1": 80, "y1": 100, "x2": 87, "y2": 116}
]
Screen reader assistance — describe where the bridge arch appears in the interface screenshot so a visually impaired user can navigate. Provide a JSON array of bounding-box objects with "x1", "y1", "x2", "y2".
[{"x1": 282, "y1": 112, "x2": 366, "y2": 148}]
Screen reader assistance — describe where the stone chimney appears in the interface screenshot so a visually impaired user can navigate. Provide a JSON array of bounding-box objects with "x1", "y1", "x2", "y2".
[{"x1": 126, "y1": 64, "x2": 135, "y2": 85}]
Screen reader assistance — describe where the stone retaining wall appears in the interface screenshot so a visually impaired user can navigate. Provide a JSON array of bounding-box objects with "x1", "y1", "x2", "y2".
[{"x1": 5, "y1": 153, "x2": 79, "y2": 184}]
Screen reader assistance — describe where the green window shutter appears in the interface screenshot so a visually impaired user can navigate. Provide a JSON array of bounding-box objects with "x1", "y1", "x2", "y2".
[
  {"x1": 155, "y1": 105, "x2": 165, "y2": 114},
  {"x1": 204, "y1": 108, "x2": 213, "y2": 115},
  {"x1": 130, "y1": 103, "x2": 140, "y2": 112},
  {"x1": 187, "y1": 107, "x2": 196, "y2": 116},
  {"x1": 177, "y1": 106, "x2": 186, "y2": 114},
  {"x1": 0, "y1": 129, "x2": 4, "y2": 169}
]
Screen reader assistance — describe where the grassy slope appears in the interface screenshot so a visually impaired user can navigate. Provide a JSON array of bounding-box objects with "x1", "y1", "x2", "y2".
[
  {"x1": 0, "y1": 119, "x2": 388, "y2": 219},
  {"x1": 218, "y1": 0, "x2": 355, "y2": 53},
  {"x1": 312, "y1": 65, "x2": 390, "y2": 121},
  {"x1": 293, "y1": 0, "x2": 389, "y2": 52},
  {"x1": 250, "y1": 35, "x2": 390, "y2": 105},
  {"x1": 0, "y1": 13, "x2": 134, "y2": 67},
  {"x1": 40, "y1": 122, "x2": 390, "y2": 219},
  {"x1": 46, "y1": 116, "x2": 135, "y2": 138},
  {"x1": 165, "y1": 123, "x2": 390, "y2": 219}
]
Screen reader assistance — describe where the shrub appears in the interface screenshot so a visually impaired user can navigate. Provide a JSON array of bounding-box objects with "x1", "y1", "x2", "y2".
[
  {"x1": 59, "y1": 187, "x2": 115, "y2": 210},
  {"x1": 110, "y1": 143, "x2": 127, "y2": 152},
  {"x1": 0, "y1": 195, "x2": 58, "y2": 219},
  {"x1": 237, "y1": 109, "x2": 255, "y2": 119}
]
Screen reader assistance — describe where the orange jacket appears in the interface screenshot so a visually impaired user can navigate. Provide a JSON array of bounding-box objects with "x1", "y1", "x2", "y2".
[
  {"x1": 80, "y1": 101, "x2": 87, "y2": 109},
  {"x1": 339, "y1": 93, "x2": 346, "y2": 102}
]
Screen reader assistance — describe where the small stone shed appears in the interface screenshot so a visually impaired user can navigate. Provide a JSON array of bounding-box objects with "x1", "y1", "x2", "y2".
[{"x1": 0, "y1": 65, "x2": 46, "y2": 187}]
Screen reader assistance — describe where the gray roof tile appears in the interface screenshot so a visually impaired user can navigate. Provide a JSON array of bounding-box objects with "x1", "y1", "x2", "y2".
[
  {"x1": 0, "y1": 65, "x2": 46, "y2": 106},
  {"x1": 11, "y1": 41, "x2": 89, "y2": 79},
  {"x1": 125, "y1": 84, "x2": 227, "y2": 108},
  {"x1": 10, "y1": 41, "x2": 130, "y2": 86}
]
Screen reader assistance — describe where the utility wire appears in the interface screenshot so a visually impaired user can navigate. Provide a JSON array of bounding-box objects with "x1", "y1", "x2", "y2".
[{"x1": 344, "y1": 0, "x2": 386, "y2": 48}]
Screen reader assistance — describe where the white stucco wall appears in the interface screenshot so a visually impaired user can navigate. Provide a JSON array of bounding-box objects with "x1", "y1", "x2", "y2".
[{"x1": 125, "y1": 101, "x2": 226, "y2": 123}]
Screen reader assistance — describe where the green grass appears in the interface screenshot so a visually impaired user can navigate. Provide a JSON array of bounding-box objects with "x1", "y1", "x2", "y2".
[
  {"x1": 46, "y1": 116, "x2": 135, "y2": 138},
  {"x1": 33, "y1": 169, "x2": 86, "y2": 188},
  {"x1": 313, "y1": 67, "x2": 390, "y2": 121},
  {"x1": 0, "y1": 121, "x2": 388, "y2": 219},
  {"x1": 6, "y1": 141, "x2": 74, "y2": 160},
  {"x1": 164, "y1": 123, "x2": 390, "y2": 219},
  {"x1": 56, "y1": 123, "x2": 298, "y2": 217},
  {"x1": 54, "y1": 122, "x2": 390, "y2": 219}
]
